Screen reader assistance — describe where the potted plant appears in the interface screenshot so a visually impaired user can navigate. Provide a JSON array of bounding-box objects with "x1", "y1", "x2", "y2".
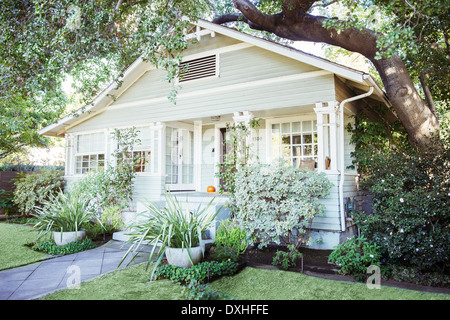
[
  {"x1": 120, "y1": 190, "x2": 221, "y2": 279},
  {"x1": 32, "y1": 190, "x2": 93, "y2": 246}
]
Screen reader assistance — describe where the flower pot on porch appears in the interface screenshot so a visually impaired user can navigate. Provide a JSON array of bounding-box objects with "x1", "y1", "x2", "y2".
[
  {"x1": 165, "y1": 246, "x2": 203, "y2": 268},
  {"x1": 53, "y1": 229, "x2": 86, "y2": 246}
]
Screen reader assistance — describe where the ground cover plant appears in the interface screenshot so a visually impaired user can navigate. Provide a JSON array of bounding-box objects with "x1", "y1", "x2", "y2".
[{"x1": 31, "y1": 238, "x2": 97, "y2": 256}]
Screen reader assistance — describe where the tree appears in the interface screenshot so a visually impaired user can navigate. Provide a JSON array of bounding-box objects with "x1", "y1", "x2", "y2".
[
  {"x1": 1, "y1": 1, "x2": 447, "y2": 150},
  {"x1": 210, "y1": 0, "x2": 448, "y2": 148},
  {"x1": 0, "y1": 0, "x2": 207, "y2": 157}
]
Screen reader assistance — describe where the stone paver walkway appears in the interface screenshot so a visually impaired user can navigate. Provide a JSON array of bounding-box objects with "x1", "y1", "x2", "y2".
[{"x1": 0, "y1": 240, "x2": 151, "y2": 300}]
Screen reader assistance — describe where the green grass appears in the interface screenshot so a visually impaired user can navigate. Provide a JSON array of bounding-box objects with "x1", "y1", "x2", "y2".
[
  {"x1": 41, "y1": 263, "x2": 450, "y2": 300},
  {"x1": 0, "y1": 222, "x2": 49, "y2": 270},
  {"x1": 2, "y1": 221, "x2": 448, "y2": 301},
  {"x1": 41, "y1": 263, "x2": 185, "y2": 300},
  {"x1": 210, "y1": 267, "x2": 450, "y2": 300}
]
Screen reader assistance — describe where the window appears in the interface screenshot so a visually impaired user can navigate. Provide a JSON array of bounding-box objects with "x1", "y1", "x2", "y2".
[
  {"x1": 117, "y1": 151, "x2": 151, "y2": 173},
  {"x1": 271, "y1": 119, "x2": 318, "y2": 169},
  {"x1": 75, "y1": 132, "x2": 105, "y2": 174},
  {"x1": 178, "y1": 55, "x2": 217, "y2": 83},
  {"x1": 116, "y1": 127, "x2": 152, "y2": 173}
]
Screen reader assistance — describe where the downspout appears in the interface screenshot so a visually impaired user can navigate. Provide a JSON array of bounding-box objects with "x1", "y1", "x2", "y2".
[{"x1": 338, "y1": 85, "x2": 374, "y2": 232}]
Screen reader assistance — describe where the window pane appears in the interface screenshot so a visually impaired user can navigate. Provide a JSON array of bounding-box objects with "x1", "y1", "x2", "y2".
[
  {"x1": 282, "y1": 146, "x2": 291, "y2": 158},
  {"x1": 281, "y1": 135, "x2": 290, "y2": 145},
  {"x1": 292, "y1": 134, "x2": 301, "y2": 145},
  {"x1": 293, "y1": 146, "x2": 301, "y2": 157},
  {"x1": 281, "y1": 123, "x2": 290, "y2": 134},
  {"x1": 272, "y1": 134, "x2": 281, "y2": 146},
  {"x1": 302, "y1": 121, "x2": 312, "y2": 132},
  {"x1": 77, "y1": 132, "x2": 105, "y2": 153},
  {"x1": 303, "y1": 134, "x2": 312, "y2": 144},
  {"x1": 272, "y1": 124, "x2": 280, "y2": 134},
  {"x1": 303, "y1": 145, "x2": 313, "y2": 156},
  {"x1": 292, "y1": 122, "x2": 300, "y2": 133},
  {"x1": 272, "y1": 145, "x2": 280, "y2": 158}
]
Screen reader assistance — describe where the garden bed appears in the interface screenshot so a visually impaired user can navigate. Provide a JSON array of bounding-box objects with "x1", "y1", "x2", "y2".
[
  {"x1": 203, "y1": 243, "x2": 336, "y2": 274},
  {"x1": 203, "y1": 243, "x2": 450, "y2": 296}
]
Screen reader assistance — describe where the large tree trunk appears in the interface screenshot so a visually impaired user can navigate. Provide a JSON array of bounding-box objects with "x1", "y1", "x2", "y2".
[{"x1": 213, "y1": 0, "x2": 440, "y2": 147}]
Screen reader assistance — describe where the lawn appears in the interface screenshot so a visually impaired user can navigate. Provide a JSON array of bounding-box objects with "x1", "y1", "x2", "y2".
[
  {"x1": 0, "y1": 222, "x2": 49, "y2": 270},
  {"x1": 2, "y1": 221, "x2": 448, "y2": 301},
  {"x1": 40, "y1": 262, "x2": 450, "y2": 300}
]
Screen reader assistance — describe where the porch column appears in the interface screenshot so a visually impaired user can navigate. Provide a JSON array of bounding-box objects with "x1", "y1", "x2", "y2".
[
  {"x1": 314, "y1": 101, "x2": 339, "y2": 172},
  {"x1": 233, "y1": 111, "x2": 255, "y2": 165},
  {"x1": 65, "y1": 133, "x2": 74, "y2": 176},
  {"x1": 314, "y1": 110, "x2": 325, "y2": 172},
  {"x1": 194, "y1": 120, "x2": 202, "y2": 192}
]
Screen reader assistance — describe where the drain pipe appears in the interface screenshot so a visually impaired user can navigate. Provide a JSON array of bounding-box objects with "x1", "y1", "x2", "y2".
[{"x1": 338, "y1": 85, "x2": 374, "y2": 232}]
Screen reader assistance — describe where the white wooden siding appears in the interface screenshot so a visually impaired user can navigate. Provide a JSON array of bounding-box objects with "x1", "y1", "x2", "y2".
[{"x1": 310, "y1": 173, "x2": 341, "y2": 231}]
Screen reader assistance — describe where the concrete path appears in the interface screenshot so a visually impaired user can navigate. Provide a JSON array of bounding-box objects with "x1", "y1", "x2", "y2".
[{"x1": 0, "y1": 240, "x2": 151, "y2": 300}]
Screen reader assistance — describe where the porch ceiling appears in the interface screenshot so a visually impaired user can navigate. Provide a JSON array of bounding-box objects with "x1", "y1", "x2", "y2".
[{"x1": 175, "y1": 104, "x2": 316, "y2": 125}]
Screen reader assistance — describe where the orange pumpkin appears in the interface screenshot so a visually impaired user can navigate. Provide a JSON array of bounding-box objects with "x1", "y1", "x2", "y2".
[{"x1": 207, "y1": 186, "x2": 216, "y2": 193}]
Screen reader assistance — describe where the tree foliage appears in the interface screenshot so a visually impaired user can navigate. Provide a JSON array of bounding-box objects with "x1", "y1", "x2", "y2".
[{"x1": 1, "y1": 0, "x2": 448, "y2": 153}]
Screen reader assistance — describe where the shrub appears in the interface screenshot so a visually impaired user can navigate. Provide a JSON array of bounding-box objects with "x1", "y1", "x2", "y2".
[
  {"x1": 211, "y1": 218, "x2": 248, "y2": 262},
  {"x1": 272, "y1": 244, "x2": 302, "y2": 270},
  {"x1": 328, "y1": 236, "x2": 382, "y2": 281},
  {"x1": 32, "y1": 189, "x2": 94, "y2": 238},
  {"x1": 183, "y1": 280, "x2": 236, "y2": 300},
  {"x1": 13, "y1": 170, "x2": 65, "y2": 215},
  {"x1": 69, "y1": 127, "x2": 142, "y2": 214},
  {"x1": 154, "y1": 260, "x2": 239, "y2": 284},
  {"x1": 233, "y1": 159, "x2": 333, "y2": 249},
  {"x1": 120, "y1": 191, "x2": 221, "y2": 280},
  {"x1": 0, "y1": 189, "x2": 18, "y2": 215},
  {"x1": 354, "y1": 136, "x2": 450, "y2": 276},
  {"x1": 32, "y1": 238, "x2": 97, "y2": 256}
]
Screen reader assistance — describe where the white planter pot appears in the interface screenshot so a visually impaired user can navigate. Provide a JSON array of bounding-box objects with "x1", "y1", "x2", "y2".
[
  {"x1": 53, "y1": 229, "x2": 86, "y2": 246},
  {"x1": 165, "y1": 246, "x2": 203, "y2": 268}
]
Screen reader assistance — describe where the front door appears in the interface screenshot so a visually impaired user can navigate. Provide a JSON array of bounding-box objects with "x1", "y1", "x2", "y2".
[{"x1": 165, "y1": 127, "x2": 194, "y2": 191}]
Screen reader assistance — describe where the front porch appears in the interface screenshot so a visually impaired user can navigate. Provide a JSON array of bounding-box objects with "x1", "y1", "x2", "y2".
[{"x1": 116, "y1": 104, "x2": 361, "y2": 249}]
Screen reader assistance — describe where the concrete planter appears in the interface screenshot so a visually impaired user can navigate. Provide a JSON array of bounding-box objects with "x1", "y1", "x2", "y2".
[
  {"x1": 53, "y1": 229, "x2": 86, "y2": 246},
  {"x1": 165, "y1": 246, "x2": 203, "y2": 268}
]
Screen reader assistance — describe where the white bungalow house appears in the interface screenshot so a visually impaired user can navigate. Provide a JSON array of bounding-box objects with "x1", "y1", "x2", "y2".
[{"x1": 40, "y1": 19, "x2": 392, "y2": 250}]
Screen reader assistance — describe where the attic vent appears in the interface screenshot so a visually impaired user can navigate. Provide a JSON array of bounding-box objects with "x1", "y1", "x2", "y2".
[{"x1": 178, "y1": 55, "x2": 217, "y2": 83}]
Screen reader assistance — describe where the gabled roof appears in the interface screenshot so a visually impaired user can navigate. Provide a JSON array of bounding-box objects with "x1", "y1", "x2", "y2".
[{"x1": 40, "y1": 18, "x2": 388, "y2": 137}]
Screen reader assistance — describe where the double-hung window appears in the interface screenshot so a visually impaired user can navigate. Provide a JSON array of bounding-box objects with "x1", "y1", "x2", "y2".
[
  {"x1": 269, "y1": 117, "x2": 318, "y2": 169},
  {"x1": 116, "y1": 127, "x2": 152, "y2": 173},
  {"x1": 75, "y1": 132, "x2": 105, "y2": 174}
]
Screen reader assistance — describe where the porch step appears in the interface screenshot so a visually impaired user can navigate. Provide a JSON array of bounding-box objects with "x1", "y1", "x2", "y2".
[
  {"x1": 112, "y1": 230, "x2": 134, "y2": 242},
  {"x1": 111, "y1": 230, "x2": 214, "y2": 248}
]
